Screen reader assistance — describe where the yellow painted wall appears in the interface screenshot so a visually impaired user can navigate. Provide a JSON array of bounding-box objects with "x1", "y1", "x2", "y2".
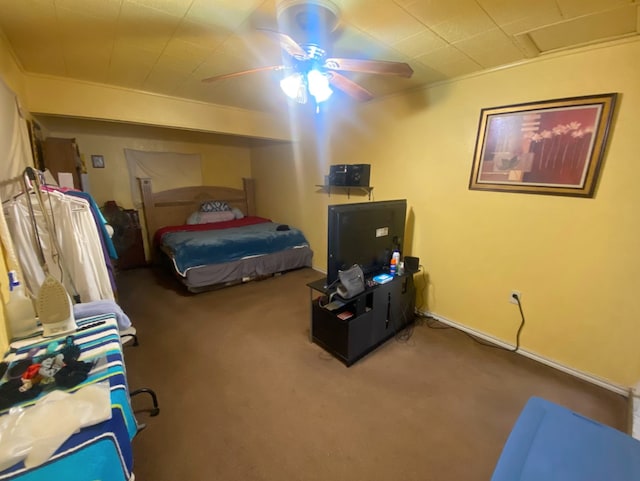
[
  {"x1": 252, "y1": 38, "x2": 640, "y2": 388},
  {"x1": 251, "y1": 142, "x2": 310, "y2": 221},
  {"x1": 46, "y1": 128, "x2": 252, "y2": 209},
  {"x1": 25, "y1": 75, "x2": 293, "y2": 142},
  {"x1": 251, "y1": 114, "x2": 366, "y2": 269}
]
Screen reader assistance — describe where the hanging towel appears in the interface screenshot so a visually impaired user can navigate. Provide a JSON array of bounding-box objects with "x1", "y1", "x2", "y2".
[{"x1": 72, "y1": 300, "x2": 132, "y2": 331}]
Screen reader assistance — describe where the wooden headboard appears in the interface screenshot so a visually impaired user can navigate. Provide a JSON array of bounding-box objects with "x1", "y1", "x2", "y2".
[{"x1": 138, "y1": 177, "x2": 256, "y2": 246}]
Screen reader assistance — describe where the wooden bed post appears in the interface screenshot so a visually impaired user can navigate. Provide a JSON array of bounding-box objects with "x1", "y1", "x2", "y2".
[
  {"x1": 243, "y1": 178, "x2": 256, "y2": 217},
  {"x1": 138, "y1": 177, "x2": 155, "y2": 248}
]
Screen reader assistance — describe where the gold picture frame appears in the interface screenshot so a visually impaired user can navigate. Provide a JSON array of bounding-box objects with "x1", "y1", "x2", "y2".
[{"x1": 469, "y1": 93, "x2": 617, "y2": 197}]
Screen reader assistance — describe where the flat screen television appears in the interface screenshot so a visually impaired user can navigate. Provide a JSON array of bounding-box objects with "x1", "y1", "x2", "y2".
[{"x1": 326, "y1": 199, "x2": 407, "y2": 286}]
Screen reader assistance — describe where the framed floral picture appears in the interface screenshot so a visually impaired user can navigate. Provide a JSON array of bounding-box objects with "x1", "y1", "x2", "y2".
[
  {"x1": 468, "y1": 93, "x2": 617, "y2": 197},
  {"x1": 91, "y1": 155, "x2": 105, "y2": 168}
]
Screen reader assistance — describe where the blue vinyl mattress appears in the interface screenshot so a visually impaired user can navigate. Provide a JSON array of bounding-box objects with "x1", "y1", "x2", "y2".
[
  {"x1": 161, "y1": 221, "x2": 310, "y2": 275},
  {"x1": 491, "y1": 396, "x2": 640, "y2": 481}
]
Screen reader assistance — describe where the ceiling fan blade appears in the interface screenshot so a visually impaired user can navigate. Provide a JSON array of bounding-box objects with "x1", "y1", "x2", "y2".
[
  {"x1": 325, "y1": 58, "x2": 414, "y2": 78},
  {"x1": 202, "y1": 65, "x2": 285, "y2": 83},
  {"x1": 256, "y1": 28, "x2": 308, "y2": 59},
  {"x1": 326, "y1": 71, "x2": 374, "y2": 102}
]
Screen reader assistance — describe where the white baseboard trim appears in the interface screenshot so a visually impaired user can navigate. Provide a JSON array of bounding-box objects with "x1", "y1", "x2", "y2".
[
  {"x1": 422, "y1": 310, "x2": 629, "y2": 397},
  {"x1": 630, "y1": 388, "x2": 640, "y2": 439}
]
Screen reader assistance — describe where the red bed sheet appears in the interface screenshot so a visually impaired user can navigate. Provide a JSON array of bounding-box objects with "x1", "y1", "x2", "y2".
[{"x1": 153, "y1": 216, "x2": 271, "y2": 246}]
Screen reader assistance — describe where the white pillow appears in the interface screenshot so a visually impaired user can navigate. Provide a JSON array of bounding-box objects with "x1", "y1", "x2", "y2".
[
  {"x1": 187, "y1": 210, "x2": 237, "y2": 225},
  {"x1": 231, "y1": 207, "x2": 244, "y2": 219},
  {"x1": 198, "y1": 211, "x2": 235, "y2": 224},
  {"x1": 186, "y1": 211, "x2": 201, "y2": 225}
]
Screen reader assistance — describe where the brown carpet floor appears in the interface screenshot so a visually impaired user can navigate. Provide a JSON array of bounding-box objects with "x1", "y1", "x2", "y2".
[{"x1": 116, "y1": 266, "x2": 628, "y2": 481}]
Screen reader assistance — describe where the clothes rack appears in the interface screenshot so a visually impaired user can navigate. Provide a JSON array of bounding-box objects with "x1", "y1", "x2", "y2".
[{"x1": 2, "y1": 169, "x2": 115, "y2": 303}]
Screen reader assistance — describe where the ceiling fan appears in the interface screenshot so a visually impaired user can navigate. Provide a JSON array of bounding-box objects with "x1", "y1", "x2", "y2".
[{"x1": 201, "y1": 0, "x2": 414, "y2": 106}]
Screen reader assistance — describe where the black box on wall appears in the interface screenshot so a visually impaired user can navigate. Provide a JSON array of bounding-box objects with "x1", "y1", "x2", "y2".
[{"x1": 329, "y1": 164, "x2": 371, "y2": 187}]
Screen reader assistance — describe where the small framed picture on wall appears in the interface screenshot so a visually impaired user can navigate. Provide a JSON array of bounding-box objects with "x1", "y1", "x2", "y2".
[{"x1": 91, "y1": 155, "x2": 105, "y2": 168}]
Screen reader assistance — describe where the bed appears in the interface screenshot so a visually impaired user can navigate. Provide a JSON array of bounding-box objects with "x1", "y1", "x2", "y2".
[{"x1": 138, "y1": 177, "x2": 313, "y2": 292}]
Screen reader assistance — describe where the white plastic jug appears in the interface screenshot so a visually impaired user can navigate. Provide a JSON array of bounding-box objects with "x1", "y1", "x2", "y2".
[{"x1": 6, "y1": 271, "x2": 38, "y2": 339}]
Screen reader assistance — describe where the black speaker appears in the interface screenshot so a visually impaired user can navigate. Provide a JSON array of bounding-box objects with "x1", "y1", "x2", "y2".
[
  {"x1": 404, "y1": 256, "x2": 420, "y2": 274},
  {"x1": 328, "y1": 164, "x2": 371, "y2": 187},
  {"x1": 346, "y1": 164, "x2": 371, "y2": 187},
  {"x1": 329, "y1": 164, "x2": 348, "y2": 186}
]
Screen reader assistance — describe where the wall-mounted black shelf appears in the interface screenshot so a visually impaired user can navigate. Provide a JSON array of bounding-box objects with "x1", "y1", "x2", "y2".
[{"x1": 315, "y1": 184, "x2": 374, "y2": 200}]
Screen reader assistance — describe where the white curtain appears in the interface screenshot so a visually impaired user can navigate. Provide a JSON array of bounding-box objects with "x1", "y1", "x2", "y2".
[
  {"x1": 0, "y1": 79, "x2": 34, "y2": 196},
  {"x1": 0, "y1": 78, "x2": 35, "y2": 276},
  {"x1": 124, "y1": 148, "x2": 202, "y2": 208}
]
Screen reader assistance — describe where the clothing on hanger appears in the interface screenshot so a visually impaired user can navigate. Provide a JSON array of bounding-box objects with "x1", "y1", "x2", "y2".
[
  {"x1": 42, "y1": 185, "x2": 117, "y2": 260},
  {"x1": 3, "y1": 188, "x2": 114, "y2": 302},
  {"x1": 63, "y1": 190, "x2": 117, "y2": 296}
]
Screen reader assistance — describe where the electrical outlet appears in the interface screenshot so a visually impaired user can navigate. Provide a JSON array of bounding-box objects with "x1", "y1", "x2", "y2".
[{"x1": 510, "y1": 290, "x2": 521, "y2": 304}]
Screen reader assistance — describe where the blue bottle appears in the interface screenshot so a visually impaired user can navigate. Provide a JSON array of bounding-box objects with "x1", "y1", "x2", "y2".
[{"x1": 389, "y1": 250, "x2": 399, "y2": 276}]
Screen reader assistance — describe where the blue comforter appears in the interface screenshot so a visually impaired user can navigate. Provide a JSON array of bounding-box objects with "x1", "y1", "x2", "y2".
[{"x1": 161, "y1": 222, "x2": 310, "y2": 274}]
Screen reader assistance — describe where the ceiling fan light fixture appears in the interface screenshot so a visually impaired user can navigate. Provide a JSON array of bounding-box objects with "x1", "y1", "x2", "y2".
[
  {"x1": 202, "y1": 0, "x2": 414, "y2": 108},
  {"x1": 307, "y1": 69, "x2": 332, "y2": 103},
  {"x1": 280, "y1": 72, "x2": 305, "y2": 100}
]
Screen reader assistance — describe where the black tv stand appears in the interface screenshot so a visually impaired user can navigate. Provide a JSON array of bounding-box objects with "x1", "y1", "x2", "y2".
[{"x1": 307, "y1": 273, "x2": 416, "y2": 366}]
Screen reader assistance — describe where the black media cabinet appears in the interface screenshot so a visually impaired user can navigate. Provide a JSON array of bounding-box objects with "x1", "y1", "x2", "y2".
[{"x1": 307, "y1": 273, "x2": 416, "y2": 366}]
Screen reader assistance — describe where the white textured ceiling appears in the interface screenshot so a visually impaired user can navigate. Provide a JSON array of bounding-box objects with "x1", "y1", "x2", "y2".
[{"x1": 0, "y1": 0, "x2": 638, "y2": 113}]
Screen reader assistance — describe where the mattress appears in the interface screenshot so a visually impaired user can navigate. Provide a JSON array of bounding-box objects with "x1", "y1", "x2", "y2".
[
  {"x1": 180, "y1": 246, "x2": 313, "y2": 292},
  {"x1": 491, "y1": 396, "x2": 640, "y2": 481},
  {"x1": 155, "y1": 216, "x2": 313, "y2": 291}
]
